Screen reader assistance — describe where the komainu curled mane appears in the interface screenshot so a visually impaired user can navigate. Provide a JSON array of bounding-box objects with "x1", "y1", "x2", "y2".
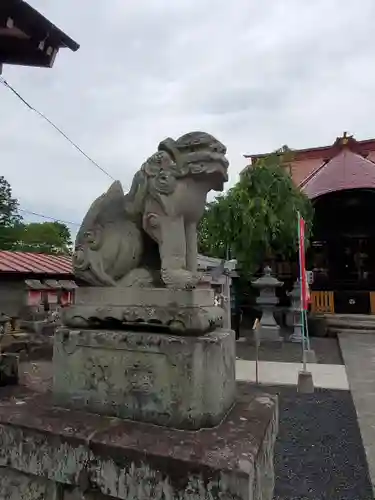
[{"x1": 73, "y1": 131, "x2": 229, "y2": 289}]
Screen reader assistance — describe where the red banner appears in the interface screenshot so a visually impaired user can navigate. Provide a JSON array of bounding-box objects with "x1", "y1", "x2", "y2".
[{"x1": 299, "y1": 216, "x2": 310, "y2": 310}]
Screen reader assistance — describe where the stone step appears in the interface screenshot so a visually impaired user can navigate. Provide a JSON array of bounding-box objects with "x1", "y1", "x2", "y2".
[
  {"x1": 328, "y1": 326, "x2": 375, "y2": 336},
  {"x1": 325, "y1": 320, "x2": 375, "y2": 330},
  {"x1": 319, "y1": 314, "x2": 375, "y2": 336},
  {"x1": 323, "y1": 314, "x2": 375, "y2": 323}
]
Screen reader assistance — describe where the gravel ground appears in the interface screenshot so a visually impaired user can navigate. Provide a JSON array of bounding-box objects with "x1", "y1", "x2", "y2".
[
  {"x1": 257, "y1": 385, "x2": 373, "y2": 500},
  {"x1": 237, "y1": 336, "x2": 343, "y2": 364}
]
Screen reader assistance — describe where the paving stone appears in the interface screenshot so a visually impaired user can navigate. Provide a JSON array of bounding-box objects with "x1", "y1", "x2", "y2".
[{"x1": 339, "y1": 332, "x2": 375, "y2": 496}]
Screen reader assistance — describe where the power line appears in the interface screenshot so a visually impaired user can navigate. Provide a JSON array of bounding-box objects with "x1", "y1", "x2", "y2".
[
  {"x1": 0, "y1": 76, "x2": 116, "y2": 181},
  {"x1": 19, "y1": 208, "x2": 80, "y2": 227}
]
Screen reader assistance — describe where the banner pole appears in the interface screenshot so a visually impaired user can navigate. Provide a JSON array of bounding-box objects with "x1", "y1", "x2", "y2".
[
  {"x1": 304, "y1": 309, "x2": 311, "y2": 351},
  {"x1": 254, "y1": 318, "x2": 260, "y2": 385},
  {"x1": 297, "y1": 211, "x2": 307, "y2": 371}
]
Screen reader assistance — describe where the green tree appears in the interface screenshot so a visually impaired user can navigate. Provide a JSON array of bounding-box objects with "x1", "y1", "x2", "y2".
[
  {"x1": 0, "y1": 176, "x2": 23, "y2": 250},
  {"x1": 198, "y1": 148, "x2": 313, "y2": 276},
  {"x1": 17, "y1": 221, "x2": 73, "y2": 255}
]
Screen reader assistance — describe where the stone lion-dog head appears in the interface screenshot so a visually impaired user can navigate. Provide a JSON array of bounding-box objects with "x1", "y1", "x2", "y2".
[{"x1": 124, "y1": 131, "x2": 229, "y2": 218}]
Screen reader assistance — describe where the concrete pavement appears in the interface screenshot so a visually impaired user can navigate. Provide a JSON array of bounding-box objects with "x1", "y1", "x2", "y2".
[
  {"x1": 339, "y1": 332, "x2": 375, "y2": 494},
  {"x1": 235, "y1": 359, "x2": 349, "y2": 390}
]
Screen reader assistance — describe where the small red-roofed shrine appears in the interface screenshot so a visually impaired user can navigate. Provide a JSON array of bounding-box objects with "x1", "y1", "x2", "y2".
[{"x1": 244, "y1": 133, "x2": 375, "y2": 315}]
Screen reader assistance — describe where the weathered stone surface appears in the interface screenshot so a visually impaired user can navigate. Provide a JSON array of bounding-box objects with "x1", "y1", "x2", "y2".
[
  {"x1": 74, "y1": 286, "x2": 215, "y2": 307},
  {"x1": 53, "y1": 327, "x2": 235, "y2": 430},
  {"x1": 0, "y1": 467, "x2": 49, "y2": 499},
  {"x1": 0, "y1": 354, "x2": 18, "y2": 386},
  {"x1": 73, "y1": 131, "x2": 229, "y2": 290},
  {"x1": 19, "y1": 320, "x2": 57, "y2": 336},
  {"x1": 0, "y1": 383, "x2": 278, "y2": 500},
  {"x1": 63, "y1": 286, "x2": 224, "y2": 334},
  {"x1": 0, "y1": 468, "x2": 112, "y2": 499}
]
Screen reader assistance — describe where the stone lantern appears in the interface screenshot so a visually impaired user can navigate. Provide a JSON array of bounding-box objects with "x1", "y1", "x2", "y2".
[{"x1": 252, "y1": 266, "x2": 283, "y2": 342}]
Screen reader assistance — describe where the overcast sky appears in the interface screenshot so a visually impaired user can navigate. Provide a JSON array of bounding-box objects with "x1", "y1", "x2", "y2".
[{"x1": 1, "y1": 0, "x2": 375, "y2": 237}]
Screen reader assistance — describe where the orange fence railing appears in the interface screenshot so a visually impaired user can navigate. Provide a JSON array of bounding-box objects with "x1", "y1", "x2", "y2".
[
  {"x1": 310, "y1": 291, "x2": 335, "y2": 314},
  {"x1": 369, "y1": 292, "x2": 375, "y2": 315}
]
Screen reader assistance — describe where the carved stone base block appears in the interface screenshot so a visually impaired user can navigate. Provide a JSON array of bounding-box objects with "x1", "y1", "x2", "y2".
[
  {"x1": 53, "y1": 327, "x2": 235, "y2": 430},
  {"x1": 0, "y1": 354, "x2": 18, "y2": 386},
  {"x1": 63, "y1": 286, "x2": 224, "y2": 335},
  {"x1": 0, "y1": 383, "x2": 278, "y2": 500}
]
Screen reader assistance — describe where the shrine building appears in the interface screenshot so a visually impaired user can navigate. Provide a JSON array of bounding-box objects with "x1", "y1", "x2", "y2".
[{"x1": 245, "y1": 133, "x2": 375, "y2": 316}]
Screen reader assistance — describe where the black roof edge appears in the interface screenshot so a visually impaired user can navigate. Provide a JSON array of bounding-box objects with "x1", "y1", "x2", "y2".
[{"x1": 5, "y1": 0, "x2": 80, "y2": 52}]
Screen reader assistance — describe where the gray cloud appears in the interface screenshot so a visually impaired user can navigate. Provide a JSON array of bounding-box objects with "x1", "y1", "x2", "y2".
[{"x1": 1, "y1": 0, "x2": 375, "y2": 237}]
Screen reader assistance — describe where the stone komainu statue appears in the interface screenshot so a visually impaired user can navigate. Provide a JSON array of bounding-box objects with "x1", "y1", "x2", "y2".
[{"x1": 73, "y1": 131, "x2": 229, "y2": 289}]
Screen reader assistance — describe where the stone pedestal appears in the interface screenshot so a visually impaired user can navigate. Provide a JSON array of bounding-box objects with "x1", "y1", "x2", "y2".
[
  {"x1": 53, "y1": 327, "x2": 235, "y2": 430},
  {"x1": 0, "y1": 383, "x2": 278, "y2": 500},
  {"x1": 63, "y1": 287, "x2": 224, "y2": 335}
]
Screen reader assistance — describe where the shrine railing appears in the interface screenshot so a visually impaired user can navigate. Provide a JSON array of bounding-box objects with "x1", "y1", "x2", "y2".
[{"x1": 310, "y1": 291, "x2": 335, "y2": 314}]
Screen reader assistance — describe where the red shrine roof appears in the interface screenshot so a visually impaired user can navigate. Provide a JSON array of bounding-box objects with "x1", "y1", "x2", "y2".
[
  {"x1": 243, "y1": 133, "x2": 375, "y2": 199},
  {"x1": 0, "y1": 251, "x2": 226, "y2": 277},
  {"x1": 301, "y1": 149, "x2": 375, "y2": 199},
  {"x1": 0, "y1": 251, "x2": 72, "y2": 274}
]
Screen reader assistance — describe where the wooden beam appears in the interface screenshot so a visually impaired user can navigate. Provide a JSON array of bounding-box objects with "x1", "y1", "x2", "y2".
[{"x1": 0, "y1": 26, "x2": 28, "y2": 39}]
